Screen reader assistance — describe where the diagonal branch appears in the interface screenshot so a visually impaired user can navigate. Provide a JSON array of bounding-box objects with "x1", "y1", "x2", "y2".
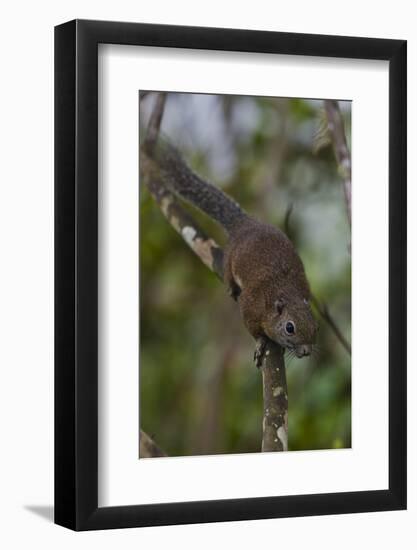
[
  {"x1": 311, "y1": 294, "x2": 351, "y2": 356},
  {"x1": 283, "y1": 203, "x2": 351, "y2": 356},
  {"x1": 140, "y1": 151, "x2": 224, "y2": 278},
  {"x1": 140, "y1": 92, "x2": 287, "y2": 452}
]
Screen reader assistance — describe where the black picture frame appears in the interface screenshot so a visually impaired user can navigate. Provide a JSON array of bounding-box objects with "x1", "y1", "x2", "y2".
[{"x1": 55, "y1": 19, "x2": 407, "y2": 531}]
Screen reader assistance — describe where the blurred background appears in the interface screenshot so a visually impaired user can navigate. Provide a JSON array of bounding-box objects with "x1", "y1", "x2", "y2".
[{"x1": 139, "y1": 92, "x2": 351, "y2": 456}]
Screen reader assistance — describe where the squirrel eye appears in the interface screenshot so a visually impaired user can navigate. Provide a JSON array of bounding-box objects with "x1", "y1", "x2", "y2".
[{"x1": 285, "y1": 321, "x2": 295, "y2": 335}]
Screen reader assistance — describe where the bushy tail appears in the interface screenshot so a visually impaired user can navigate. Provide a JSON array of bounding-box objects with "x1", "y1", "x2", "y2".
[{"x1": 152, "y1": 139, "x2": 247, "y2": 233}]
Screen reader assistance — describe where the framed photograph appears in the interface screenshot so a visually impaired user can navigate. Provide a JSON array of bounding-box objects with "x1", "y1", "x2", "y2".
[{"x1": 55, "y1": 20, "x2": 406, "y2": 530}]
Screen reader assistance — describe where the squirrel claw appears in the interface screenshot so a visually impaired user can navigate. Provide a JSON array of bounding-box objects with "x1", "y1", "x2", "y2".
[
  {"x1": 254, "y1": 337, "x2": 267, "y2": 369},
  {"x1": 227, "y1": 281, "x2": 241, "y2": 302}
]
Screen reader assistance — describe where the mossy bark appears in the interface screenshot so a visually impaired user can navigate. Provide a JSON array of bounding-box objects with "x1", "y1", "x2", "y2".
[{"x1": 261, "y1": 343, "x2": 288, "y2": 452}]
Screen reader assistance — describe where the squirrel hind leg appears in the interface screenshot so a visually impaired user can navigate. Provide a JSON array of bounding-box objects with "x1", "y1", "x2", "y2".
[{"x1": 223, "y1": 253, "x2": 241, "y2": 301}]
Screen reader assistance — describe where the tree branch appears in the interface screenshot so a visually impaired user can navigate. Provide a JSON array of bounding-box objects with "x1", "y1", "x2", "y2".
[
  {"x1": 139, "y1": 429, "x2": 167, "y2": 458},
  {"x1": 283, "y1": 203, "x2": 351, "y2": 357},
  {"x1": 324, "y1": 100, "x2": 352, "y2": 226},
  {"x1": 140, "y1": 151, "x2": 224, "y2": 278},
  {"x1": 261, "y1": 345, "x2": 288, "y2": 451},
  {"x1": 311, "y1": 294, "x2": 351, "y2": 356},
  {"x1": 144, "y1": 92, "x2": 167, "y2": 155},
  {"x1": 283, "y1": 202, "x2": 294, "y2": 237},
  {"x1": 140, "y1": 92, "x2": 288, "y2": 452}
]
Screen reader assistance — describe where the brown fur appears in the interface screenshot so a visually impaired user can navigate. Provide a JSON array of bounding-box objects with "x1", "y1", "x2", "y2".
[
  {"x1": 155, "y1": 140, "x2": 318, "y2": 357},
  {"x1": 224, "y1": 218, "x2": 318, "y2": 356}
]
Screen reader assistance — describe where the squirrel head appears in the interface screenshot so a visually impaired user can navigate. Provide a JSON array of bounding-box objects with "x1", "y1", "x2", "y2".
[{"x1": 262, "y1": 291, "x2": 318, "y2": 357}]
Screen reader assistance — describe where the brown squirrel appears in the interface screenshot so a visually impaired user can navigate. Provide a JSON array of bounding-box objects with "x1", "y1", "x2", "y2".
[{"x1": 153, "y1": 140, "x2": 318, "y2": 366}]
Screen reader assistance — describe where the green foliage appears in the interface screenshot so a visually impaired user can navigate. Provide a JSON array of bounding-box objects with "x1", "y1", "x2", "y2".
[{"x1": 140, "y1": 94, "x2": 351, "y2": 456}]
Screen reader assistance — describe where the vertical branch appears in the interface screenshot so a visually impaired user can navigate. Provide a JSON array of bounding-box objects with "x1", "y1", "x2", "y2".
[
  {"x1": 261, "y1": 343, "x2": 288, "y2": 452},
  {"x1": 144, "y1": 92, "x2": 167, "y2": 155},
  {"x1": 324, "y1": 100, "x2": 352, "y2": 226}
]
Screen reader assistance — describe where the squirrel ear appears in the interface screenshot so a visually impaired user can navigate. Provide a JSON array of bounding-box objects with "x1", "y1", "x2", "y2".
[{"x1": 275, "y1": 297, "x2": 285, "y2": 315}]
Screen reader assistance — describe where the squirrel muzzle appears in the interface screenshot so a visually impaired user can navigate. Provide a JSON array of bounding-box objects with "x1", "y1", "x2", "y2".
[{"x1": 294, "y1": 344, "x2": 312, "y2": 358}]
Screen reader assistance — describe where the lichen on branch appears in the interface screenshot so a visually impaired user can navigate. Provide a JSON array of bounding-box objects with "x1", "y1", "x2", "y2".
[
  {"x1": 261, "y1": 345, "x2": 288, "y2": 452},
  {"x1": 140, "y1": 151, "x2": 224, "y2": 278}
]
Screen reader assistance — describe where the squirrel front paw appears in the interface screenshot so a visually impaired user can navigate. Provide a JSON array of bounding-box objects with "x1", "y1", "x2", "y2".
[
  {"x1": 253, "y1": 336, "x2": 268, "y2": 369},
  {"x1": 227, "y1": 280, "x2": 241, "y2": 301}
]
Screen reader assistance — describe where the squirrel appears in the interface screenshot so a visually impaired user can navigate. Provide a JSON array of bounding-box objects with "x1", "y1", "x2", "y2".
[{"x1": 152, "y1": 140, "x2": 318, "y2": 367}]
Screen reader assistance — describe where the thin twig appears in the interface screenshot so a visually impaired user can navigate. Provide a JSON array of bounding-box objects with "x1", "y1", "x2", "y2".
[
  {"x1": 144, "y1": 92, "x2": 167, "y2": 155},
  {"x1": 140, "y1": 92, "x2": 287, "y2": 452},
  {"x1": 324, "y1": 100, "x2": 352, "y2": 226},
  {"x1": 311, "y1": 294, "x2": 351, "y2": 356},
  {"x1": 283, "y1": 202, "x2": 350, "y2": 357},
  {"x1": 283, "y1": 202, "x2": 294, "y2": 236}
]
